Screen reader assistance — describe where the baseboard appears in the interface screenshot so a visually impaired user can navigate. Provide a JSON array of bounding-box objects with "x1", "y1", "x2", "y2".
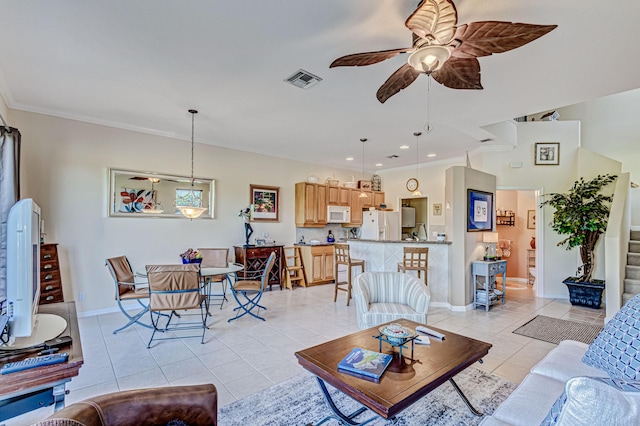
[{"x1": 429, "y1": 301, "x2": 474, "y2": 312}]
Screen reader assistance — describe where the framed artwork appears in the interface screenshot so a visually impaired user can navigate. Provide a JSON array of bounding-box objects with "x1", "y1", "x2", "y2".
[
  {"x1": 527, "y1": 210, "x2": 536, "y2": 229},
  {"x1": 433, "y1": 203, "x2": 442, "y2": 216},
  {"x1": 119, "y1": 188, "x2": 155, "y2": 213},
  {"x1": 535, "y1": 142, "x2": 560, "y2": 165},
  {"x1": 250, "y1": 184, "x2": 279, "y2": 222},
  {"x1": 467, "y1": 189, "x2": 494, "y2": 232}
]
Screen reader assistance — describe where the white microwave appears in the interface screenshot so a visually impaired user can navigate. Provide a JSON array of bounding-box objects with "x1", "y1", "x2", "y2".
[{"x1": 327, "y1": 205, "x2": 351, "y2": 223}]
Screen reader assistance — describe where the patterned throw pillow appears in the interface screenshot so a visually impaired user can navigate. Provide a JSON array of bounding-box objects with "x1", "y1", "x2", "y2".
[
  {"x1": 540, "y1": 377, "x2": 640, "y2": 426},
  {"x1": 582, "y1": 293, "x2": 640, "y2": 380},
  {"x1": 540, "y1": 390, "x2": 568, "y2": 426}
]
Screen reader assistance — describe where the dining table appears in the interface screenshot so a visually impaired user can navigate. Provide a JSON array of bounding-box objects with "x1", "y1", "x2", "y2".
[{"x1": 136, "y1": 262, "x2": 244, "y2": 313}]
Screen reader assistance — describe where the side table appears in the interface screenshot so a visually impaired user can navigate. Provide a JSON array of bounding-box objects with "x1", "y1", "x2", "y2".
[{"x1": 472, "y1": 260, "x2": 507, "y2": 311}]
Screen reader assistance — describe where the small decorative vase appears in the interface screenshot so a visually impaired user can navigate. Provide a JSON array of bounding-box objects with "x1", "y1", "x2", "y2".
[
  {"x1": 327, "y1": 230, "x2": 335, "y2": 243},
  {"x1": 530, "y1": 237, "x2": 536, "y2": 249}
]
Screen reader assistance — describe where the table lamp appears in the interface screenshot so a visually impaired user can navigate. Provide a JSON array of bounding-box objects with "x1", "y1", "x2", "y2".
[{"x1": 483, "y1": 232, "x2": 499, "y2": 261}]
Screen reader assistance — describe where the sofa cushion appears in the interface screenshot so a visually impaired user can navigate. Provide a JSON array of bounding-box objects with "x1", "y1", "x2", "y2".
[
  {"x1": 582, "y1": 293, "x2": 640, "y2": 380},
  {"x1": 531, "y1": 340, "x2": 607, "y2": 382},
  {"x1": 541, "y1": 376, "x2": 640, "y2": 426},
  {"x1": 489, "y1": 373, "x2": 565, "y2": 426}
]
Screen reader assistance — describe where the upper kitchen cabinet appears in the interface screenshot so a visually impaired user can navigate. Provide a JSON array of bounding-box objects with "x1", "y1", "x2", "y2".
[
  {"x1": 327, "y1": 185, "x2": 350, "y2": 206},
  {"x1": 373, "y1": 191, "x2": 385, "y2": 208},
  {"x1": 295, "y1": 182, "x2": 327, "y2": 227}
]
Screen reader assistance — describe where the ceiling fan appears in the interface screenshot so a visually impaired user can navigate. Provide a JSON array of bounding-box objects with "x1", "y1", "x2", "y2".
[{"x1": 330, "y1": 0, "x2": 557, "y2": 103}]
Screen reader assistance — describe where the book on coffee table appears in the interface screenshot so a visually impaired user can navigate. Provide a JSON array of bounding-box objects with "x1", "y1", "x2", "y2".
[{"x1": 338, "y1": 348, "x2": 393, "y2": 380}]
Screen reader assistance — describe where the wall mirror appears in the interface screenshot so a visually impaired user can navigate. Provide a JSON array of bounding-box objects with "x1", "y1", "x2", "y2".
[{"x1": 108, "y1": 169, "x2": 215, "y2": 219}]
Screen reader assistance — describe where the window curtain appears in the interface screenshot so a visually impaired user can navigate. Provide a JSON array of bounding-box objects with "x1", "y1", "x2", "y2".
[{"x1": 0, "y1": 127, "x2": 20, "y2": 301}]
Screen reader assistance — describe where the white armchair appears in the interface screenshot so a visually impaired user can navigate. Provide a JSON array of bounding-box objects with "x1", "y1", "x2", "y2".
[{"x1": 353, "y1": 271, "x2": 430, "y2": 330}]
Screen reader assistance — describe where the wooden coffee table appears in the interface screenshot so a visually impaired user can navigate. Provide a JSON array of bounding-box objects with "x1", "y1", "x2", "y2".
[{"x1": 294, "y1": 319, "x2": 492, "y2": 425}]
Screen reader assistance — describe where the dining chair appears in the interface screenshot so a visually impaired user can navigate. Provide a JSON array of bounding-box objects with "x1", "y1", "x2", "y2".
[
  {"x1": 198, "y1": 247, "x2": 231, "y2": 309},
  {"x1": 228, "y1": 252, "x2": 276, "y2": 322},
  {"x1": 397, "y1": 246, "x2": 429, "y2": 285},
  {"x1": 145, "y1": 263, "x2": 208, "y2": 347},
  {"x1": 334, "y1": 243, "x2": 365, "y2": 306},
  {"x1": 105, "y1": 255, "x2": 153, "y2": 334}
]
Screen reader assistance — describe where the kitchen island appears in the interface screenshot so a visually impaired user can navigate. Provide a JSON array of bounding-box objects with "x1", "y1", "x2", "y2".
[{"x1": 347, "y1": 239, "x2": 450, "y2": 306}]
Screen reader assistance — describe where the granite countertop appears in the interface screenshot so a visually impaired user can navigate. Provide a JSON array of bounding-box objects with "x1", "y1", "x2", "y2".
[{"x1": 349, "y1": 239, "x2": 451, "y2": 245}]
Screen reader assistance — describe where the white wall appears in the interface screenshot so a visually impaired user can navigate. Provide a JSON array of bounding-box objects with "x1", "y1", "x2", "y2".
[
  {"x1": 556, "y1": 90, "x2": 640, "y2": 225},
  {"x1": 10, "y1": 109, "x2": 357, "y2": 313}
]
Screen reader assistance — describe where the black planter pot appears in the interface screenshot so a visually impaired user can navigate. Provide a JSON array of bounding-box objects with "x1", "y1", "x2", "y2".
[{"x1": 562, "y1": 277, "x2": 605, "y2": 309}]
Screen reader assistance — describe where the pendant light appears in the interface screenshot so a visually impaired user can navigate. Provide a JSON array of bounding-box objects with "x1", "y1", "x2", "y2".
[
  {"x1": 176, "y1": 109, "x2": 207, "y2": 219},
  {"x1": 412, "y1": 132, "x2": 422, "y2": 196},
  {"x1": 359, "y1": 138, "x2": 368, "y2": 198}
]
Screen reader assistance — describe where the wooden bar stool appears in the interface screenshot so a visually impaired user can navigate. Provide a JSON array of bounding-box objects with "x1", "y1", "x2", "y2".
[
  {"x1": 397, "y1": 246, "x2": 429, "y2": 285},
  {"x1": 334, "y1": 243, "x2": 365, "y2": 306},
  {"x1": 282, "y1": 246, "x2": 307, "y2": 289}
]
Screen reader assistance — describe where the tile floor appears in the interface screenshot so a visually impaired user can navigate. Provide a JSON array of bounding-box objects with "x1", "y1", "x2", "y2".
[{"x1": 6, "y1": 280, "x2": 604, "y2": 425}]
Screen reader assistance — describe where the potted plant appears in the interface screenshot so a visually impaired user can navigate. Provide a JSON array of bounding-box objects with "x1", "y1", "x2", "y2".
[{"x1": 540, "y1": 174, "x2": 617, "y2": 308}]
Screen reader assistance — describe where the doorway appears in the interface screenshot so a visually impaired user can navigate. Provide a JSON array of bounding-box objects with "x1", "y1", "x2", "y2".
[
  {"x1": 400, "y1": 197, "x2": 428, "y2": 240},
  {"x1": 496, "y1": 189, "x2": 539, "y2": 298}
]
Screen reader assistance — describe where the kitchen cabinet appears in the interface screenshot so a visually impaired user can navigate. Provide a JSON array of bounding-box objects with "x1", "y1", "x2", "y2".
[
  {"x1": 472, "y1": 260, "x2": 507, "y2": 311},
  {"x1": 39, "y1": 243, "x2": 64, "y2": 304},
  {"x1": 360, "y1": 190, "x2": 374, "y2": 208},
  {"x1": 327, "y1": 186, "x2": 350, "y2": 206},
  {"x1": 343, "y1": 188, "x2": 364, "y2": 227},
  {"x1": 295, "y1": 182, "x2": 327, "y2": 227},
  {"x1": 298, "y1": 244, "x2": 334, "y2": 285},
  {"x1": 373, "y1": 191, "x2": 385, "y2": 207},
  {"x1": 234, "y1": 245, "x2": 283, "y2": 290}
]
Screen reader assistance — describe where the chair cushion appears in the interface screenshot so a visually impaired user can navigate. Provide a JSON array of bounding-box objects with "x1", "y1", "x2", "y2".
[
  {"x1": 360, "y1": 302, "x2": 426, "y2": 329},
  {"x1": 233, "y1": 280, "x2": 262, "y2": 291},
  {"x1": 582, "y1": 293, "x2": 640, "y2": 380}
]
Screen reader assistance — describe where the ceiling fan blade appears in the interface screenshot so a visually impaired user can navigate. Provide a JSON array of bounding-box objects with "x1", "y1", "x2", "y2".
[
  {"x1": 330, "y1": 48, "x2": 413, "y2": 68},
  {"x1": 431, "y1": 57, "x2": 482, "y2": 89},
  {"x1": 451, "y1": 21, "x2": 557, "y2": 59},
  {"x1": 376, "y1": 63, "x2": 421, "y2": 103},
  {"x1": 405, "y1": 0, "x2": 457, "y2": 44}
]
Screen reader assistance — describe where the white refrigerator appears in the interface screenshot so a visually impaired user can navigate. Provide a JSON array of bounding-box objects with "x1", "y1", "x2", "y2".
[{"x1": 361, "y1": 210, "x2": 401, "y2": 241}]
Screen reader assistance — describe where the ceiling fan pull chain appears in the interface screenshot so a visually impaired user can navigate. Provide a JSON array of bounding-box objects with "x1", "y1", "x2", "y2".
[{"x1": 425, "y1": 76, "x2": 433, "y2": 134}]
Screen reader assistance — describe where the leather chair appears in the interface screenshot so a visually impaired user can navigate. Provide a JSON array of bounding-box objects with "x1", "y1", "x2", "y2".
[
  {"x1": 198, "y1": 247, "x2": 231, "y2": 309},
  {"x1": 228, "y1": 252, "x2": 276, "y2": 322},
  {"x1": 145, "y1": 264, "x2": 208, "y2": 348},
  {"x1": 353, "y1": 271, "x2": 431, "y2": 329},
  {"x1": 34, "y1": 384, "x2": 217, "y2": 426},
  {"x1": 104, "y1": 256, "x2": 153, "y2": 334}
]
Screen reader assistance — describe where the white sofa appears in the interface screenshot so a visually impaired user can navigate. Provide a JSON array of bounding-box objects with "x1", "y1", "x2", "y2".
[
  {"x1": 481, "y1": 294, "x2": 640, "y2": 425},
  {"x1": 353, "y1": 271, "x2": 430, "y2": 330}
]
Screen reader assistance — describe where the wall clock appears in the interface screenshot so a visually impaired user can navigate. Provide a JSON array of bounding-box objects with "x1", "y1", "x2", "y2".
[{"x1": 406, "y1": 178, "x2": 419, "y2": 192}]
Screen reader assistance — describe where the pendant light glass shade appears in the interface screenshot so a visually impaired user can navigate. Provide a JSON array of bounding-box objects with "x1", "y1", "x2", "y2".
[
  {"x1": 359, "y1": 138, "x2": 368, "y2": 198},
  {"x1": 413, "y1": 131, "x2": 422, "y2": 196},
  {"x1": 177, "y1": 109, "x2": 207, "y2": 219}
]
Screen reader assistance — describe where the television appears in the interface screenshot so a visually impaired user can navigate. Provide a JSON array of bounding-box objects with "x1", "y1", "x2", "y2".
[{"x1": 5, "y1": 199, "x2": 66, "y2": 347}]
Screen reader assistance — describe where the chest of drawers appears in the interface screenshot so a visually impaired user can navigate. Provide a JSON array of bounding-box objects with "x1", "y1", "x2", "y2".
[{"x1": 39, "y1": 243, "x2": 64, "y2": 304}]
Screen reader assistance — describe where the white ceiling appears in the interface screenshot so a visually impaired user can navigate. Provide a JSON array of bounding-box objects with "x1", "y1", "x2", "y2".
[{"x1": 0, "y1": 1, "x2": 639, "y2": 172}]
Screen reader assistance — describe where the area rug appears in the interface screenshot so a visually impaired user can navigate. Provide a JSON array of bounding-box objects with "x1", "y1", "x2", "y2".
[
  {"x1": 513, "y1": 315, "x2": 602, "y2": 345},
  {"x1": 218, "y1": 367, "x2": 516, "y2": 425}
]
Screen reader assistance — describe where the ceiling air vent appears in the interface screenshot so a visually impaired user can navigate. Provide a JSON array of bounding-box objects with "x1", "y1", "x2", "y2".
[
  {"x1": 284, "y1": 69, "x2": 322, "y2": 89},
  {"x1": 386, "y1": 154, "x2": 399, "y2": 159}
]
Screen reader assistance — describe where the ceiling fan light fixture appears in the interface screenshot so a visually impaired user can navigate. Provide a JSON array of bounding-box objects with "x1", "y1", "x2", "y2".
[{"x1": 407, "y1": 46, "x2": 451, "y2": 73}]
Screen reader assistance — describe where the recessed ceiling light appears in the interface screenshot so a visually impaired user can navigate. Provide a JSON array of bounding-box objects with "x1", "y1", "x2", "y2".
[
  {"x1": 346, "y1": 157, "x2": 354, "y2": 161},
  {"x1": 375, "y1": 163, "x2": 383, "y2": 167},
  {"x1": 427, "y1": 153, "x2": 436, "y2": 158},
  {"x1": 400, "y1": 145, "x2": 410, "y2": 149}
]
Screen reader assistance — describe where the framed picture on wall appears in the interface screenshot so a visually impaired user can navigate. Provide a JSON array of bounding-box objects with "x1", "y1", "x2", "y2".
[
  {"x1": 467, "y1": 189, "x2": 494, "y2": 232},
  {"x1": 250, "y1": 184, "x2": 279, "y2": 222},
  {"x1": 535, "y1": 142, "x2": 560, "y2": 165},
  {"x1": 527, "y1": 210, "x2": 536, "y2": 229},
  {"x1": 433, "y1": 203, "x2": 442, "y2": 216}
]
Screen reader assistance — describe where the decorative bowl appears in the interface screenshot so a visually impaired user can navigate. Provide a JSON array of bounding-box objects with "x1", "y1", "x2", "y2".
[
  {"x1": 326, "y1": 178, "x2": 340, "y2": 186},
  {"x1": 379, "y1": 323, "x2": 415, "y2": 345}
]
